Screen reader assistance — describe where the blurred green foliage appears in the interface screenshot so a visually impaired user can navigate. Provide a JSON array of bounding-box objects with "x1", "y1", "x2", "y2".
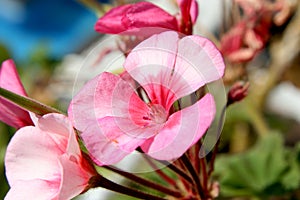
[{"x1": 214, "y1": 132, "x2": 300, "y2": 199}]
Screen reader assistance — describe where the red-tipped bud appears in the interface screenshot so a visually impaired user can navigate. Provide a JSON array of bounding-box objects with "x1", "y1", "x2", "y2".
[{"x1": 227, "y1": 81, "x2": 249, "y2": 106}]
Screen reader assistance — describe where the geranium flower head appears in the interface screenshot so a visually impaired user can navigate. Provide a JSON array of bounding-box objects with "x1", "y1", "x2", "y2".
[
  {"x1": 95, "y1": 0, "x2": 198, "y2": 35},
  {"x1": 69, "y1": 31, "x2": 225, "y2": 165},
  {"x1": 0, "y1": 59, "x2": 33, "y2": 128},
  {"x1": 5, "y1": 113, "x2": 96, "y2": 200}
]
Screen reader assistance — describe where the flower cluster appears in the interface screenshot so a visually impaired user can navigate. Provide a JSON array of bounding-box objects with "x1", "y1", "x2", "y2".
[
  {"x1": 0, "y1": 0, "x2": 270, "y2": 199},
  {"x1": 220, "y1": 0, "x2": 291, "y2": 63}
]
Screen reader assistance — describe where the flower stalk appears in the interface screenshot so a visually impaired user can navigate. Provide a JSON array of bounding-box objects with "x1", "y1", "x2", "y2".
[{"x1": 88, "y1": 175, "x2": 167, "y2": 200}]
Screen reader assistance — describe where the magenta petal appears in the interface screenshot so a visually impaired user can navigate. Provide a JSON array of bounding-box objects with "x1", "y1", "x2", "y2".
[
  {"x1": 0, "y1": 59, "x2": 32, "y2": 128},
  {"x1": 0, "y1": 60, "x2": 27, "y2": 95},
  {"x1": 141, "y1": 94, "x2": 216, "y2": 160},
  {"x1": 95, "y1": 2, "x2": 178, "y2": 34},
  {"x1": 177, "y1": 0, "x2": 199, "y2": 24}
]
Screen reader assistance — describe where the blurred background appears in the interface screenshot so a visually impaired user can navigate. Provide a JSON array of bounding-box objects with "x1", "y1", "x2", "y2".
[
  {"x1": 0, "y1": 0, "x2": 104, "y2": 198},
  {"x1": 1, "y1": 0, "x2": 300, "y2": 199}
]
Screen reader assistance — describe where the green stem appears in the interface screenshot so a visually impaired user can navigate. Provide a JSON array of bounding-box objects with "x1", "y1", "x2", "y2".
[
  {"x1": 180, "y1": 154, "x2": 205, "y2": 199},
  {"x1": 0, "y1": 87, "x2": 62, "y2": 115},
  {"x1": 244, "y1": 101, "x2": 269, "y2": 137},
  {"x1": 159, "y1": 160, "x2": 194, "y2": 184},
  {"x1": 143, "y1": 156, "x2": 178, "y2": 187},
  {"x1": 104, "y1": 166, "x2": 183, "y2": 198},
  {"x1": 88, "y1": 175, "x2": 167, "y2": 200}
]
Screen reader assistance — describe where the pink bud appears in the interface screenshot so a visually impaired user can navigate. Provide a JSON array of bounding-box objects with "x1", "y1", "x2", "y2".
[{"x1": 227, "y1": 81, "x2": 249, "y2": 106}]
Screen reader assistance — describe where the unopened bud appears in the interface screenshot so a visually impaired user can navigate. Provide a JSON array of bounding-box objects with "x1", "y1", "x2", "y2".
[{"x1": 227, "y1": 81, "x2": 249, "y2": 106}]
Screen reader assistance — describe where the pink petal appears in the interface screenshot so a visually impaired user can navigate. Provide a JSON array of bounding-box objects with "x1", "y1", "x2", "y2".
[
  {"x1": 124, "y1": 31, "x2": 224, "y2": 110},
  {"x1": 95, "y1": 2, "x2": 178, "y2": 35},
  {"x1": 38, "y1": 113, "x2": 81, "y2": 157},
  {"x1": 57, "y1": 154, "x2": 92, "y2": 200},
  {"x1": 82, "y1": 115, "x2": 165, "y2": 165},
  {"x1": 124, "y1": 31, "x2": 181, "y2": 110},
  {"x1": 5, "y1": 114, "x2": 76, "y2": 184},
  {"x1": 5, "y1": 180, "x2": 59, "y2": 200},
  {"x1": 176, "y1": 35, "x2": 225, "y2": 88},
  {"x1": 190, "y1": 0, "x2": 199, "y2": 24},
  {"x1": 141, "y1": 94, "x2": 215, "y2": 160},
  {"x1": 5, "y1": 126, "x2": 63, "y2": 184},
  {"x1": 5, "y1": 113, "x2": 91, "y2": 199},
  {"x1": 0, "y1": 59, "x2": 32, "y2": 128},
  {"x1": 81, "y1": 124, "x2": 134, "y2": 166},
  {"x1": 68, "y1": 74, "x2": 100, "y2": 132},
  {"x1": 220, "y1": 22, "x2": 245, "y2": 56},
  {"x1": 0, "y1": 60, "x2": 27, "y2": 95},
  {"x1": 69, "y1": 72, "x2": 151, "y2": 133}
]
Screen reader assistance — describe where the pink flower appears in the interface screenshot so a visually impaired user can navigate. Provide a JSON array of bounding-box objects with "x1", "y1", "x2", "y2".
[
  {"x1": 69, "y1": 31, "x2": 225, "y2": 165},
  {"x1": 95, "y1": 0, "x2": 198, "y2": 35},
  {"x1": 0, "y1": 59, "x2": 33, "y2": 128},
  {"x1": 220, "y1": 0, "x2": 285, "y2": 63},
  {"x1": 5, "y1": 113, "x2": 96, "y2": 200}
]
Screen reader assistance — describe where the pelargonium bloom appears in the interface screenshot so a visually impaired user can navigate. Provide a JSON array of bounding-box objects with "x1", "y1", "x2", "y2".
[
  {"x1": 69, "y1": 31, "x2": 225, "y2": 165},
  {"x1": 0, "y1": 59, "x2": 33, "y2": 128},
  {"x1": 220, "y1": 0, "x2": 285, "y2": 63},
  {"x1": 5, "y1": 113, "x2": 96, "y2": 200},
  {"x1": 95, "y1": 0, "x2": 198, "y2": 35}
]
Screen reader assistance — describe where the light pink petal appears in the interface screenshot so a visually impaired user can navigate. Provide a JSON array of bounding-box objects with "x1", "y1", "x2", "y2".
[
  {"x1": 57, "y1": 154, "x2": 92, "y2": 200},
  {"x1": 0, "y1": 59, "x2": 32, "y2": 128},
  {"x1": 68, "y1": 74, "x2": 100, "y2": 132},
  {"x1": 124, "y1": 31, "x2": 180, "y2": 110},
  {"x1": 125, "y1": 31, "x2": 224, "y2": 110},
  {"x1": 5, "y1": 114, "x2": 73, "y2": 185},
  {"x1": 95, "y1": 2, "x2": 178, "y2": 35},
  {"x1": 175, "y1": 35, "x2": 225, "y2": 89},
  {"x1": 5, "y1": 180, "x2": 59, "y2": 200},
  {"x1": 81, "y1": 123, "x2": 140, "y2": 166},
  {"x1": 141, "y1": 94, "x2": 215, "y2": 160},
  {"x1": 69, "y1": 72, "x2": 151, "y2": 133},
  {"x1": 5, "y1": 113, "x2": 92, "y2": 199},
  {"x1": 5, "y1": 126, "x2": 63, "y2": 184},
  {"x1": 29, "y1": 112, "x2": 39, "y2": 126},
  {"x1": 38, "y1": 113, "x2": 81, "y2": 157}
]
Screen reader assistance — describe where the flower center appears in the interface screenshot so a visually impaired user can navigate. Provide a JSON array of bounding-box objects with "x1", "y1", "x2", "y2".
[{"x1": 145, "y1": 104, "x2": 168, "y2": 124}]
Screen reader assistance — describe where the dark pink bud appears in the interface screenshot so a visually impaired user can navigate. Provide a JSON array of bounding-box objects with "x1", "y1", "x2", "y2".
[{"x1": 227, "y1": 81, "x2": 249, "y2": 106}]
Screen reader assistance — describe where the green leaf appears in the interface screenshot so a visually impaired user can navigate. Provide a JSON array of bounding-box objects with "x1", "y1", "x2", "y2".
[
  {"x1": 0, "y1": 87, "x2": 62, "y2": 115},
  {"x1": 214, "y1": 132, "x2": 289, "y2": 197},
  {"x1": 280, "y1": 143, "x2": 300, "y2": 190}
]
